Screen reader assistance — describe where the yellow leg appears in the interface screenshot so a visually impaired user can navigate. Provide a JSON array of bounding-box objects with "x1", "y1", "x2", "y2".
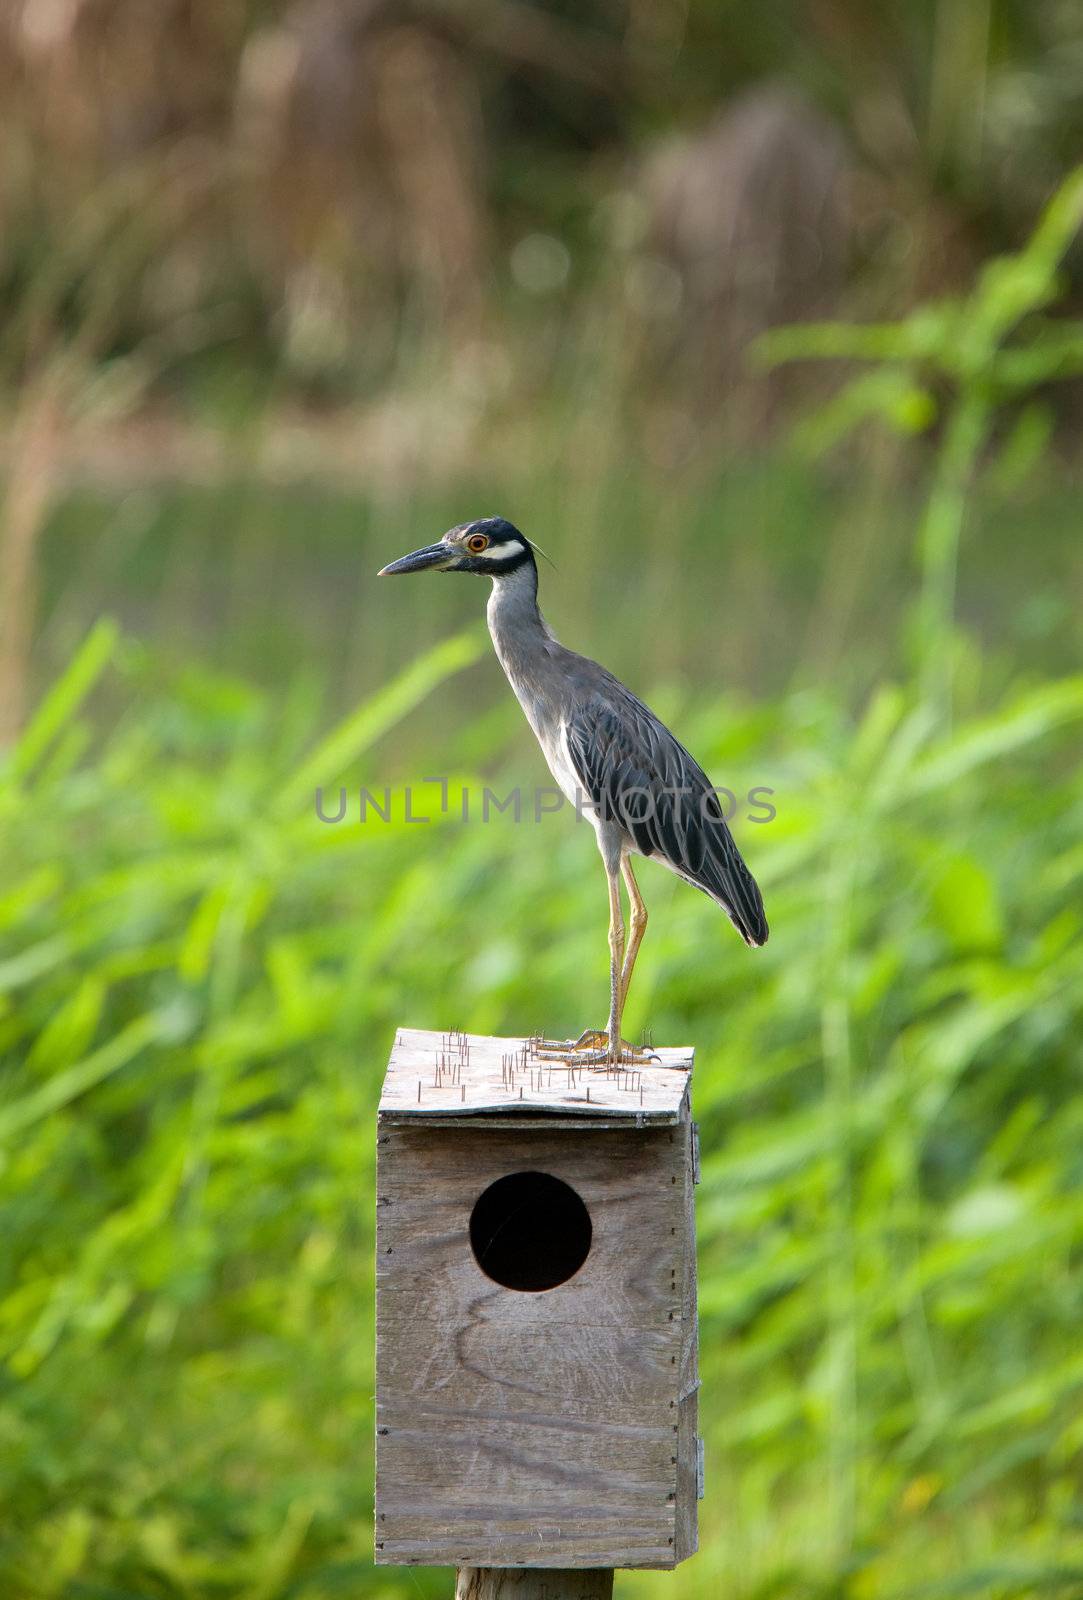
[
  {"x1": 603, "y1": 863, "x2": 625, "y2": 1064},
  {"x1": 535, "y1": 856, "x2": 657, "y2": 1067},
  {"x1": 619, "y1": 854, "x2": 648, "y2": 1011}
]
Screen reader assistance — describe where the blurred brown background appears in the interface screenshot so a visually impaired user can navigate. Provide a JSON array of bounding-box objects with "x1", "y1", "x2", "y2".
[{"x1": 3, "y1": 1, "x2": 1083, "y2": 742}]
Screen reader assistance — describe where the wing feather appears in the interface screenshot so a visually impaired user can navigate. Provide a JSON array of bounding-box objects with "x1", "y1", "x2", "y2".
[{"x1": 563, "y1": 682, "x2": 768, "y2": 947}]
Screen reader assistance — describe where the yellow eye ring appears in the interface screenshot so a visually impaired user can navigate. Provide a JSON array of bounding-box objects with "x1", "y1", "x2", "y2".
[{"x1": 466, "y1": 534, "x2": 489, "y2": 553}]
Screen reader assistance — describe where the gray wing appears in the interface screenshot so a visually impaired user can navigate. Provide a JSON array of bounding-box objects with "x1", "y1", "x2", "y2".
[{"x1": 563, "y1": 680, "x2": 768, "y2": 947}]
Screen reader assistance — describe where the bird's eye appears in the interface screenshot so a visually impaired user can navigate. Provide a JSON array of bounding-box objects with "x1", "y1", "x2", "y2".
[{"x1": 466, "y1": 534, "x2": 489, "y2": 554}]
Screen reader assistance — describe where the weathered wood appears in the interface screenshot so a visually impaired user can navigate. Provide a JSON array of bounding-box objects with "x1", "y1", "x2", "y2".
[
  {"x1": 378, "y1": 1124, "x2": 687, "y2": 1330},
  {"x1": 455, "y1": 1567, "x2": 614, "y2": 1599},
  {"x1": 375, "y1": 1030, "x2": 700, "y2": 1571},
  {"x1": 674, "y1": 1389, "x2": 699, "y2": 1563},
  {"x1": 380, "y1": 1027, "x2": 692, "y2": 1122},
  {"x1": 674, "y1": 1120, "x2": 700, "y2": 1563}
]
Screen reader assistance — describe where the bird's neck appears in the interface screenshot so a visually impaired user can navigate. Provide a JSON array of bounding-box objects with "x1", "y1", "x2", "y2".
[{"x1": 486, "y1": 560, "x2": 554, "y2": 682}]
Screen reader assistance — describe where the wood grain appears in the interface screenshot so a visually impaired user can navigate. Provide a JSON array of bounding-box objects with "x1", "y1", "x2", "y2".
[
  {"x1": 375, "y1": 1036, "x2": 700, "y2": 1571},
  {"x1": 455, "y1": 1567, "x2": 614, "y2": 1599},
  {"x1": 675, "y1": 1120, "x2": 700, "y2": 1563},
  {"x1": 380, "y1": 1028, "x2": 693, "y2": 1123}
]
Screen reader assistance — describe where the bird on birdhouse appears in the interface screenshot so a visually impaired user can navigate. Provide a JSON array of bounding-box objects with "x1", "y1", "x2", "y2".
[{"x1": 379, "y1": 517, "x2": 768, "y2": 1065}]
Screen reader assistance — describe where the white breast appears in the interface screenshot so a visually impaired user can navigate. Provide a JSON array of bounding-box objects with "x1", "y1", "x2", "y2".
[{"x1": 539, "y1": 719, "x2": 583, "y2": 810}]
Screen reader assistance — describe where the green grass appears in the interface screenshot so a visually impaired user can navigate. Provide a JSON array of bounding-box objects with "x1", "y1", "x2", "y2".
[
  {"x1": 4, "y1": 172, "x2": 1083, "y2": 1600},
  {"x1": 31, "y1": 455, "x2": 1083, "y2": 745},
  {"x1": 2, "y1": 609, "x2": 1082, "y2": 1600}
]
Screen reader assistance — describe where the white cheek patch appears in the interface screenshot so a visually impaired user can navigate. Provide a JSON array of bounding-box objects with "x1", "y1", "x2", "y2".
[{"x1": 477, "y1": 541, "x2": 522, "y2": 564}]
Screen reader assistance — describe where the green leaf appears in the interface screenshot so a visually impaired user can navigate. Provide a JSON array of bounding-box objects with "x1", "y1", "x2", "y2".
[
  {"x1": 930, "y1": 855, "x2": 1004, "y2": 953},
  {"x1": 273, "y1": 628, "x2": 485, "y2": 816},
  {"x1": 25, "y1": 976, "x2": 106, "y2": 1073},
  {"x1": 0, "y1": 1010, "x2": 174, "y2": 1141},
  {"x1": 7, "y1": 617, "x2": 119, "y2": 780}
]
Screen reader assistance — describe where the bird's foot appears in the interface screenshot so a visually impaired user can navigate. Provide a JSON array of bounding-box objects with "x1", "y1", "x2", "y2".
[
  {"x1": 534, "y1": 1029, "x2": 611, "y2": 1067},
  {"x1": 534, "y1": 1029, "x2": 660, "y2": 1069}
]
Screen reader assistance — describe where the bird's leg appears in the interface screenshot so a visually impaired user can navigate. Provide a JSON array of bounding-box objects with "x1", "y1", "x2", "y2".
[
  {"x1": 602, "y1": 862, "x2": 626, "y2": 1065},
  {"x1": 598, "y1": 855, "x2": 658, "y2": 1064},
  {"x1": 537, "y1": 860, "x2": 658, "y2": 1068},
  {"x1": 538, "y1": 868, "x2": 624, "y2": 1065},
  {"x1": 619, "y1": 854, "x2": 648, "y2": 1011}
]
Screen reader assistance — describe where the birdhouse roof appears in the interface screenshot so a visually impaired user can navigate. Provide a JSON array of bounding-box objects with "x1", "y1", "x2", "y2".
[{"x1": 378, "y1": 1028, "x2": 693, "y2": 1126}]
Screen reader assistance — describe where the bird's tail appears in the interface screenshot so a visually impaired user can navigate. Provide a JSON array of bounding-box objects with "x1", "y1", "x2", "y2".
[
  {"x1": 699, "y1": 842, "x2": 769, "y2": 948},
  {"x1": 730, "y1": 889, "x2": 769, "y2": 948}
]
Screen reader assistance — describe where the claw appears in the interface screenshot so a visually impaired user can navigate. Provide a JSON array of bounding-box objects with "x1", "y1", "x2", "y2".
[
  {"x1": 533, "y1": 1030, "x2": 661, "y2": 1070},
  {"x1": 534, "y1": 1048, "x2": 610, "y2": 1068}
]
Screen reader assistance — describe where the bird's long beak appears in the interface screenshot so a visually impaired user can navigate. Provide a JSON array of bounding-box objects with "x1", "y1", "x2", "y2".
[{"x1": 377, "y1": 542, "x2": 452, "y2": 576}]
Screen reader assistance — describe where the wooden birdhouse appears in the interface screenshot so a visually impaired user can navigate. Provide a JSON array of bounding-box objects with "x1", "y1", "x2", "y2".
[{"x1": 375, "y1": 1029, "x2": 701, "y2": 1574}]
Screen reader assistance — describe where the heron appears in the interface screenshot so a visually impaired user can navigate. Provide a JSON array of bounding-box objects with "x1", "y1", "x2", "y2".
[{"x1": 378, "y1": 516, "x2": 768, "y2": 1065}]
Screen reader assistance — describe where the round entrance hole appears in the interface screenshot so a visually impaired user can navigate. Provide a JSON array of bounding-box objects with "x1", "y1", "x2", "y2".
[{"x1": 469, "y1": 1170, "x2": 592, "y2": 1292}]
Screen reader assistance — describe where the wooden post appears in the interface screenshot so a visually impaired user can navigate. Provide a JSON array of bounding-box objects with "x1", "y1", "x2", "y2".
[{"x1": 455, "y1": 1569, "x2": 614, "y2": 1600}]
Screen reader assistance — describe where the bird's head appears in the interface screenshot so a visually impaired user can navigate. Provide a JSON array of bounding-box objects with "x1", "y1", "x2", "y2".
[{"x1": 377, "y1": 517, "x2": 536, "y2": 579}]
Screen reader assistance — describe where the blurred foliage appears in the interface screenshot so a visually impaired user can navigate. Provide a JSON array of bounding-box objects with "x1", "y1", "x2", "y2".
[
  {"x1": 2, "y1": 0, "x2": 1083, "y2": 405},
  {"x1": 757, "y1": 167, "x2": 1083, "y2": 724},
  {"x1": 2, "y1": 189, "x2": 1083, "y2": 1593},
  {"x1": 5, "y1": 1, "x2": 1083, "y2": 744},
  {"x1": 2, "y1": 10, "x2": 1083, "y2": 1600},
  {"x1": 2, "y1": 596, "x2": 1083, "y2": 1600}
]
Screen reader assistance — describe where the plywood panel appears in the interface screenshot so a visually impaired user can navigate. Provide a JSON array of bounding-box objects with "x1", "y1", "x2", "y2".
[
  {"x1": 380, "y1": 1028, "x2": 693, "y2": 1124},
  {"x1": 676, "y1": 1116, "x2": 700, "y2": 1561},
  {"x1": 377, "y1": 1125, "x2": 688, "y2": 1330},
  {"x1": 375, "y1": 1121, "x2": 690, "y2": 1567},
  {"x1": 674, "y1": 1389, "x2": 699, "y2": 1564}
]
